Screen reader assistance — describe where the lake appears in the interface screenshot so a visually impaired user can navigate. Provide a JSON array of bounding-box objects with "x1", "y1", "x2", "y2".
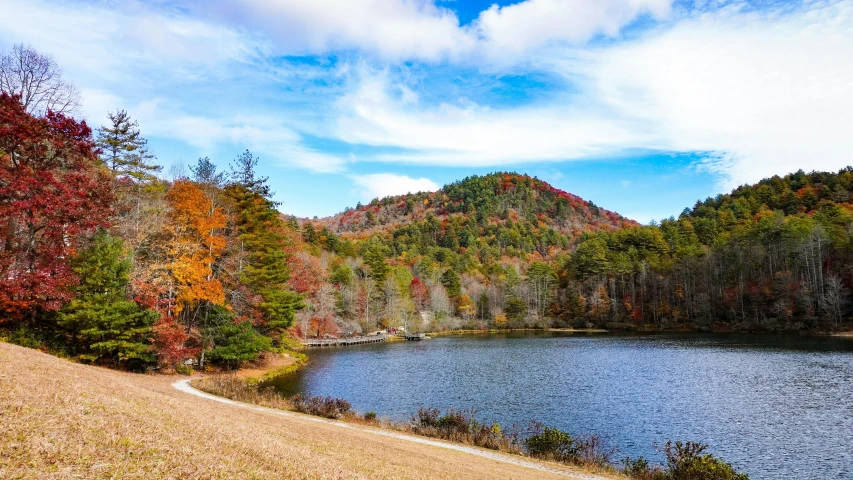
[{"x1": 266, "y1": 333, "x2": 853, "y2": 479}]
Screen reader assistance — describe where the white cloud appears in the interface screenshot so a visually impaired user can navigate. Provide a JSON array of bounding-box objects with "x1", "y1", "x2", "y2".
[
  {"x1": 204, "y1": 0, "x2": 672, "y2": 62},
  {"x1": 0, "y1": 0, "x2": 345, "y2": 174},
  {"x1": 352, "y1": 173, "x2": 439, "y2": 201},
  {"x1": 472, "y1": 0, "x2": 672, "y2": 61},
  {"x1": 135, "y1": 102, "x2": 347, "y2": 173},
  {"x1": 0, "y1": 0, "x2": 251, "y2": 82},
  {"x1": 333, "y1": 67, "x2": 659, "y2": 166},
  {"x1": 583, "y1": 0, "x2": 853, "y2": 188},
  {"x1": 5, "y1": 0, "x2": 852, "y2": 190},
  {"x1": 331, "y1": 1, "x2": 853, "y2": 188},
  {"x1": 205, "y1": 0, "x2": 474, "y2": 62}
]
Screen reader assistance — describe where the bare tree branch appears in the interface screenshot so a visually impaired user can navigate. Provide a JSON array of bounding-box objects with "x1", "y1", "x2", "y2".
[{"x1": 0, "y1": 44, "x2": 80, "y2": 116}]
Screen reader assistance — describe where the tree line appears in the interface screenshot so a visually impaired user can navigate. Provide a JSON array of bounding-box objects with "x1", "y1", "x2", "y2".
[{"x1": 298, "y1": 172, "x2": 853, "y2": 335}]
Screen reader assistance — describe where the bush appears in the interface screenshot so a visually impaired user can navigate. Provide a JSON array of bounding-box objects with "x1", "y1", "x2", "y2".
[
  {"x1": 664, "y1": 441, "x2": 749, "y2": 480},
  {"x1": 622, "y1": 456, "x2": 665, "y2": 480},
  {"x1": 175, "y1": 363, "x2": 193, "y2": 376},
  {"x1": 291, "y1": 394, "x2": 352, "y2": 419},
  {"x1": 574, "y1": 433, "x2": 617, "y2": 467},
  {"x1": 411, "y1": 407, "x2": 518, "y2": 452},
  {"x1": 6, "y1": 326, "x2": 47, "y2": 350},
  {"x1": 525, "y1": 426, "x2": 577, "y2": 461},
  {"x1": 364, "y1": 411, "x2": 377, "y2": 421}
]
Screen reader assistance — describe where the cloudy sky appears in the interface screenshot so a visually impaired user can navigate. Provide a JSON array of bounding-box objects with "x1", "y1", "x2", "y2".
[{"x1": 2, "y1": 0, "x2": 851, "y2": 222}]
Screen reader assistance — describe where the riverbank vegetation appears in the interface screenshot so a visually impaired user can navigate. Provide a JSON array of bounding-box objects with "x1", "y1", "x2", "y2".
[{"x1": 196, "y1": 374, "x2": 749, "y2": 480}]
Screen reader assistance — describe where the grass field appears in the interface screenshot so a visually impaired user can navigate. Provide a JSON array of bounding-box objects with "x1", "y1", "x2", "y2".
[{"x1": 0, "y1": 342, "x2": 618, "y2": 479}]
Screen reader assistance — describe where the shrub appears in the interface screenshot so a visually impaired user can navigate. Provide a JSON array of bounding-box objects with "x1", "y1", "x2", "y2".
[
  {"x1": 364, "y1": 411, "x2": 377, "y2": 421},
  {"x1": 525, "y1": 426, "x2": 577, "y2": 461},
  {"x1": 622, "y1": 456, "x2": 665, "y2": 480},
  {"x1": 574, "y1": 433, "x2": 617, "y2": 467},
  {"x1": 291, "y1": 394, "x2": 352, "y2": 419},
  {"x1": 208, "y1": 319, "x2": 272, "y2": 369},
  {"x1": 664, "y1": 441, "x2": 749, "y2": 480},
  {"x1": 6, "y1": 326, "x2": 47, "y2": 350},
  {"x1": 411, "y1": 407, "x2": 519, "y2": 452},
  {"x1": 175, "y1": 363, "x2": 193, "y2": 376}
]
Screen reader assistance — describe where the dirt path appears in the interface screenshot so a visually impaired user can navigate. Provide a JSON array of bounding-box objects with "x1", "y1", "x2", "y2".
[{"x1": 174, "y1": 379, "x2": 612, "y2": 480}]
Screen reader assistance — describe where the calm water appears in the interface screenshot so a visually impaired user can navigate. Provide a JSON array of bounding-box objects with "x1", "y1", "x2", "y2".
[{"x1": 266, "y1": 333, "x2": 853, "y2": 479}]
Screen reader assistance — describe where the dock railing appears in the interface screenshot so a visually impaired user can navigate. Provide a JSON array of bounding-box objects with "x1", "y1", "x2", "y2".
[{"x1": 301, "y1": 334, "x2": 387, "y2": 347}]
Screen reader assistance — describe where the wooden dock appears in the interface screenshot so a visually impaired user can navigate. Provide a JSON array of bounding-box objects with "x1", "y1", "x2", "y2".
[
  {"x1": 404, "y1": 333, "x2": 426, "y2": 341},
  {"x1": 301, "y1": 335, "x2": 387, "y2": 348}
]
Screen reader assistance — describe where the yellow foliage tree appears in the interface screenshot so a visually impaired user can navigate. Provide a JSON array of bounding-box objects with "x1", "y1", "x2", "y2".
[
  {"x1": 457, "y1": 294, "x2": 475, "y2": 321},
  {"x1": 165, "y1": 180, "x2": 227, "y2": 314}
]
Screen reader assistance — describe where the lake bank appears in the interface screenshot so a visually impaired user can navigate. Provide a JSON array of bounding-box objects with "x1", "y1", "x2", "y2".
[
  {"x1": 232, "y1": 350, "x2": 305, "y2": 381},
  {"x1": 0, "y1": 341, "x2": 614, "y2": 480}
]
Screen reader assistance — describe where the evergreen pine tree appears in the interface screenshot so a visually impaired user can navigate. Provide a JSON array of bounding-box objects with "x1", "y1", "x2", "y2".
[
  {"x1": 225, "y1": 152, "x2": 302, "y2": 335},
  {"x1": 96, "y1": 110, "x2": 161, "y2": 183},
  {"x1": 229, "y1": 149, "x2": 274, "y2": 200},
  {"x1": 56, "y1": 230, "x2": 157, "y2": 370},
  {"x1": 208, "y1": 317, "x2": 271, "y2": 369},
  {"x1": 441, "y1": 269, "x2": 461, "y2": 298},
  {"x1": 190, "y1": 156, "x2": 225, "y2": 188}
]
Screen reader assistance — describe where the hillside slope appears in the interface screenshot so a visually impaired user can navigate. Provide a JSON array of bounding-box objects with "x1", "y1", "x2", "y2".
[
  {"x1": 0, "y1": 342, "x2": 613, "y2": 480},
  {"x1": 312, "y1": 173, "x2": 636, "y2": 258}
]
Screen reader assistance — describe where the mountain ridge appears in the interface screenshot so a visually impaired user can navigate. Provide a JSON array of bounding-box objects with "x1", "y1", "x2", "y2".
[{"x1": 296, "y1": 172, "x2": 637, "y2": 263}]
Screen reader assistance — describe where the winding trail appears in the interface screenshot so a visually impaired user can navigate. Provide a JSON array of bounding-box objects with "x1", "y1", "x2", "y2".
[{"x1": 173, "y1": 378, "x2": 611, "y2": 480}]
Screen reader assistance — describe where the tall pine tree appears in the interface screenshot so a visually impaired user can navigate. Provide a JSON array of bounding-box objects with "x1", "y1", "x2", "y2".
[
  {"x1": 56, "y1": 230, "x2": 157, "y2": 370},
  {"x1": 96, "y1": 109, "x2": 161, "y2": 183},
  {"x1": 226, "y1": 150, "x2": 302, "y2": 336}
]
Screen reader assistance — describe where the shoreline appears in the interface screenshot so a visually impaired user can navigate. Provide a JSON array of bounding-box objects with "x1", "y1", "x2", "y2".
[
  {"x1": 425, "y1": 327, "x2": 610, "y2": 337},
  {"x1": 233, "y1": 349, "x2": 307, "y2": 382},
  {"x1": 242, "y1": 326, "x2": 853, "y2": 381}
]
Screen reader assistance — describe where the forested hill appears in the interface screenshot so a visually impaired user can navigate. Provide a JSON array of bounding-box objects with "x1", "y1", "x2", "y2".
[
  {"x1": 311, "y1": 172, "x2": 636, "y2": 259},
  {"x1": 564, "y1": 168, "x2": 853, "y2": 331},
  {"x1": 684, "y1": 169, "x2": 853, "y2": 244}
]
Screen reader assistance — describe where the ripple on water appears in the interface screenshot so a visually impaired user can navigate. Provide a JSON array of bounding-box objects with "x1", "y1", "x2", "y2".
[{"x1": 265, "y1": 333, "x2": 853, "y2": 480}]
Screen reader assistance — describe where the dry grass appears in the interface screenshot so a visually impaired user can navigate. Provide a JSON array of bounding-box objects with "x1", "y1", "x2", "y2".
[{"x1": 0, "y1": 342, "x2": 619, "y2": 480}]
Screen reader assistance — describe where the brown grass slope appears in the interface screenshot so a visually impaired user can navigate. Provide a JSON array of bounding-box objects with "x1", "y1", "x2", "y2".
[{"x1": 0, "y1": 342, "x2": 618, "y2": 480}]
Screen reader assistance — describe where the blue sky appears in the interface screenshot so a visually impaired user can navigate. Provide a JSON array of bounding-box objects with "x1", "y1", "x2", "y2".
[{"x1": 2, "y1": 0, "x2": 852, "y2": 222}]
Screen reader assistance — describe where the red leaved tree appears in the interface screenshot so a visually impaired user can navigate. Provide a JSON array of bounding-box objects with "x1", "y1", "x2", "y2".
[
  {"x1": 134, "y1": 280, "x2": 199, "y2": 367},
  {"x1": 410, "y1": 277, "x2": 430, "y2": 312},
  {"x1": 0, "y1": 93, "x2": 112, "y2": 321}
]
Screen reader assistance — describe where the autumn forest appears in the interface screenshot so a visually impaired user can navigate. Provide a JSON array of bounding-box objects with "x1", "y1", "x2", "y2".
[{"x1": 2, "y1": 47, "x2": 853, "y2": 372}]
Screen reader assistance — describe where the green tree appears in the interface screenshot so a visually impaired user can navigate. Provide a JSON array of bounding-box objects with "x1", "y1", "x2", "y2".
[
  {"x1": 56, "y1": 230, "x2": 156, "y2": 370},
  {"x1": 229, "y1": 149, "x2": 273, "y2": 199},
  {"x1": 363, "y1": 239, "x2": 390, "y2": 285},
  {"x1": 208, "y1": 319, "x2": 271, "y2": 369},
  {"x1": 330, "y1": 264, "x2": 355, "y2": 287},
  {"x1": 440, "y1": 269, "x2": 461, "y2": 298},
  {"x1": 96, "y1": 110, "x2": 160, "y2": 183},
  {"x1": 225, "y1": 156, "x2": 302, "y2": 335},
  {"x1": 505, "y1": 296, "x2": 527, "y2": 323},
  {"x1": 190, "y1": 156, "x2": 225, "y2": 188}
]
